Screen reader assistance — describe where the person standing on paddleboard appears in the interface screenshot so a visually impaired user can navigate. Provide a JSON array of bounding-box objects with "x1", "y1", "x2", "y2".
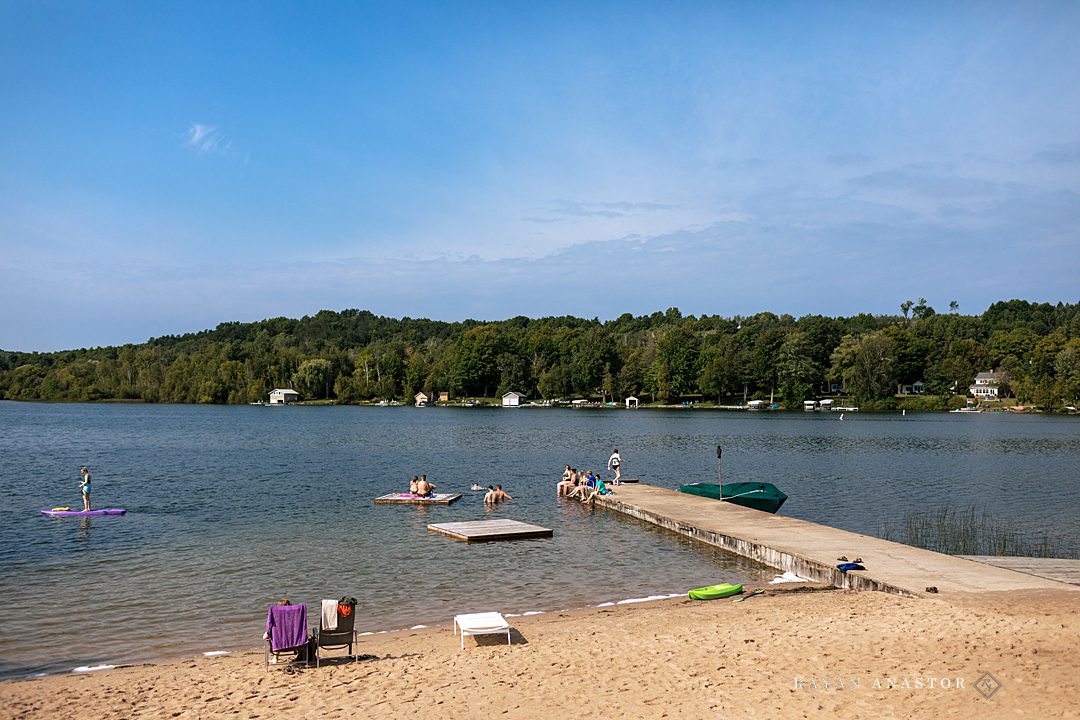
[
  {"x1": 607, "y1": 448, "x2": 623, "y2": 484},
  {"x1": 79, "y1": 467, "x2": 92, "y2": 511}
]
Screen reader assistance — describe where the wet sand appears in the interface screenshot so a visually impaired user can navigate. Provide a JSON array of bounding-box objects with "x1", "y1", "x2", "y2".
[{"x1": 3, "y1": 586, "x2": 1077, "y2": 719}]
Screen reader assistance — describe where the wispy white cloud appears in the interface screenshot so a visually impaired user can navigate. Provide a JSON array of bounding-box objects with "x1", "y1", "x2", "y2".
[
  {"x1": 522, "y1": 199, "x2": 676, "y2": 223},
  {"x1": 185, "y1": 123, "x2": 240, "y2": 160}
]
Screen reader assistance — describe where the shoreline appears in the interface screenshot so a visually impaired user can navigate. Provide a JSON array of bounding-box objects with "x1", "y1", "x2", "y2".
[
  {"x1": 4, "y1": 398, "x2": 1073, "y2": 414},
  {"x1": 3, "y1": 585, "x2": 1077, "y2": 719},
  {"x1": 0, "y1": 586, "x2": 752, "y2": 682}
]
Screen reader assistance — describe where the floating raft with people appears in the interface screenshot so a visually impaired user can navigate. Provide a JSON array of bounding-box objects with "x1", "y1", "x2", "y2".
[
  {"x1": 427, "y1": 519, "x2": 553, "y2": 542},
  {"x1": 374, "y1": 493, "x2": 463, "y2": 505}
]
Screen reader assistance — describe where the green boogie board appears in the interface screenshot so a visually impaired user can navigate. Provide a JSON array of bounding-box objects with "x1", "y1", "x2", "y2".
[{"x1": 688, "y1": 583, "x2": 743, "y2": 600}]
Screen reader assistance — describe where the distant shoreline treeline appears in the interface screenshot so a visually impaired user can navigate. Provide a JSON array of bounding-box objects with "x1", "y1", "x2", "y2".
[{"x1": 2, "y1": 300, "x2": 1079, "y2": 410}]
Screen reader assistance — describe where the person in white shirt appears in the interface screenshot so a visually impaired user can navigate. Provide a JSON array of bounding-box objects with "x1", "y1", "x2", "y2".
[{"x1": 607, "y1": 449, "x2": 623, "y2": 484}]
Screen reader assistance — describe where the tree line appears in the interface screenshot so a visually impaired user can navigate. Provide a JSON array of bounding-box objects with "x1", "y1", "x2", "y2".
[{"x1": 2, "y1": 300, "x2": 1079, "y2": 410}]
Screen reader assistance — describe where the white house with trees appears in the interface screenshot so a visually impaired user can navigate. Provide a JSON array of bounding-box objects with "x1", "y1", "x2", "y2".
[
  {"x1": 502, "y1": 391, "x2": 526, "y2": 407},
  {"x1": 969, "y1": 371, "x2": 1003, "y2": 399},
  {"x1": 269, "y1": 388, "x2": 300, "y2": 404}
]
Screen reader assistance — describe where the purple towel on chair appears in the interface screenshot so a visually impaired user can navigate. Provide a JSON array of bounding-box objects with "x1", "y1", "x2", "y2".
[{"x1": 265, "y1": 603, "x2": 307, "y2": 652}]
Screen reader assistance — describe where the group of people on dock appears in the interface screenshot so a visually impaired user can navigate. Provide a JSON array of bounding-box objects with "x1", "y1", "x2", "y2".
[
  {"x1": 408, "y1": 475, "x2": 437, "y2": 497},
  {"x1": 557, "y1": 465, "x2": 613, "y2": 505},
  {"x1": 556, "y1": 449, "x2": 624, "y2": 505}
]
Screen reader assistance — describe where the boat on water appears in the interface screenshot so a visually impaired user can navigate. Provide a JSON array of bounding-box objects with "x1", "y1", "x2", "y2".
[
  {"x1": 678, "y1": 481, "x2": 788, "y2": 514},
  {"x1": 950, "y1": 407, "x2": 982, "y2": 413}
]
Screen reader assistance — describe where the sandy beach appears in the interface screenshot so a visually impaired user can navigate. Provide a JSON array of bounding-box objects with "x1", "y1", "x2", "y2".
[{"x1": 3, "y1": 585, "x2": 1077, "y2": 719}]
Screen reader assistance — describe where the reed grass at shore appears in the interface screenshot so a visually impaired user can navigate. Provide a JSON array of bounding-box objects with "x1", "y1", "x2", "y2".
[{"x1": 881, "y1": 504, "x2": 1077, "y2": 558}]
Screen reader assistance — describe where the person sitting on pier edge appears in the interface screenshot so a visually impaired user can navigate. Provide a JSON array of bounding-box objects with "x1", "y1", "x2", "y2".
[
  {"x1": 567, "y1": 470, "x2": 586, "y2": 498},
  {"x1": 557, "y1": 471, "x2": 574, "y2": 496},
  {"x1": 583, "y1": 476, "x2": 613, "y2": 505}
]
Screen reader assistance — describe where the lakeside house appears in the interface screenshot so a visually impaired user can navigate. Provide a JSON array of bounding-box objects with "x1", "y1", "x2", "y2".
[
  {"x1": 415, "y1": 391, "x2": 431, "y2": 407},
  {"x1": 438, "y1": 391, "x2": 450, "y2": 402},
  {"x1": 502, "y1": 391, "x2": 526, "y2": 407},
  {"x1": 625, "y1": 396, "x2": 639, "y2": 408},
  {"x1": 970, "y1": 371, "x2": 1003, "y2": 399},
  {"x1": 898, "y1": 381, "x2": 926, "y2": 395},
  {"x1": 269, "y1": 388, "x2": 300, "y2": 404}
]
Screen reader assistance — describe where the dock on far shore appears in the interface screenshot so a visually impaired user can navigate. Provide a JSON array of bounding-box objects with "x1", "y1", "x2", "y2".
[{"x1": 594, "y1": 484, "x2": 1079, "y2": 598}]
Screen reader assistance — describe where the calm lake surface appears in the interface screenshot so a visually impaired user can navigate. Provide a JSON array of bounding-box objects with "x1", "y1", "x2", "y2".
[{"x1": 1, "y1": 402, "x2": 1078, "y2": 679}]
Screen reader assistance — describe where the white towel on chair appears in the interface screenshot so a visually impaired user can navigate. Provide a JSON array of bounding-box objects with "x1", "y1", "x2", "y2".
[{"x1": 321, "y1": 599, "x2": 338, "y2": 630}]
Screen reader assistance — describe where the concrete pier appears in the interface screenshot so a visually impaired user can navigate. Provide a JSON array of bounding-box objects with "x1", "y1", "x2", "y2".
[
  {"x1": 959, "y1": 556, "x2": 1080, "y2": 585},
  {"x1": 595, "y1": 484, "x2": 1078, "y2": 597}
]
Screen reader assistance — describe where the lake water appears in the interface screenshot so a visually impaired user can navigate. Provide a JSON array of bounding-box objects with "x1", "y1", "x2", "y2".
[{"x1": 1, "y1": 402, "x2": 1078, "y2": 679}]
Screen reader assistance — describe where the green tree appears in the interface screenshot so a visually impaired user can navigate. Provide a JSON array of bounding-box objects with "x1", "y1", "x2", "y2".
[
  {"x1": 778, "y1": 332, "x2": 818, "y2": 407},
  {"x1": 829, "y1": 333, "x2": 897, "y2": 401},
  {"x1": 451, "y1": 326, "x2": 503, "y2": 397},
  {"x1": 292, "y1": 359, "x2": 333, "y2": 399},
  {"x1": 650, "y1": 325, "x2": 700, "y2": 402},
  {"x1": 1055, "y1": 342, "x2": 1080, "y2": 406}
]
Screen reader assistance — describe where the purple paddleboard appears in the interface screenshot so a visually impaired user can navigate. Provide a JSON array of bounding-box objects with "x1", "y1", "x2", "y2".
[{"x1": 40, "y1": 508, "x2": 127, "y2": 517}]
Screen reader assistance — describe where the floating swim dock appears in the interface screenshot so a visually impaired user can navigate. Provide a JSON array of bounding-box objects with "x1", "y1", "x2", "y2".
[
  {"x1": 428, "y1": 519, "x2": 553, "y2": 542},
  {"x1": 595, "y1": 484, "x2": 1079, "y2": 597},
  {"x1": 375, "y1": 493, "x2": 463, "y2": 505}
]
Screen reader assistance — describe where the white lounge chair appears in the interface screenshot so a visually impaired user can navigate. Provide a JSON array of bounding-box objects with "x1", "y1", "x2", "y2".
[{"x1": 453, "y1": 612, "x2": 511, "y2": 650}]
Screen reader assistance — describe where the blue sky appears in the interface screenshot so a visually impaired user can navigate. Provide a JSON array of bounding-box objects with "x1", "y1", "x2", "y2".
[{"x1": 2, "y1": 1, "x2": 1079, "y2": 351}]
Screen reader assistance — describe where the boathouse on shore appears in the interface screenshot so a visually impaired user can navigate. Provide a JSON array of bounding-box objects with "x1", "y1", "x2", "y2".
[
  {"x1": 502, "y1": 391, "x2": 526, "y2": 407},
  {"x1": 269, "y1": 388, "x2": 300, "y2": 404}
]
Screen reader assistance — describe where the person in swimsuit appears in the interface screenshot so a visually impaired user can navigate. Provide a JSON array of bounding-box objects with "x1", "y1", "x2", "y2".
[
  {"x1": 420, "y1": 474, "x2": 436, "y2": 497},
  {"x1": 567, "y1": 469, "x2": 584, "y2": 498},
  {"x1": 608, "y1": 449, "x2": 623, "y2": 483},
  {"x1": 483, "y1": 485, "x2": 497, "y2": 504},
  {"x1": 557, "y1": 467, "x2": 574, "y2": 496},
  {"x1": 409, "y1": 476, "x2": 420, "y2": 495},
  {"x1": 79, "y1": 467, "x2": 92, "y2": 511},
  {"x1": 493, "y1": 485, "x2": 512, "y2": 502}
]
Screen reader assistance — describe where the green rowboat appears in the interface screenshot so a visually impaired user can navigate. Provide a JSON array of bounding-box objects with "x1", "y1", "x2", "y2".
[{"x1": 678, "y1": 481, "x2": 788, "y2": 514}]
